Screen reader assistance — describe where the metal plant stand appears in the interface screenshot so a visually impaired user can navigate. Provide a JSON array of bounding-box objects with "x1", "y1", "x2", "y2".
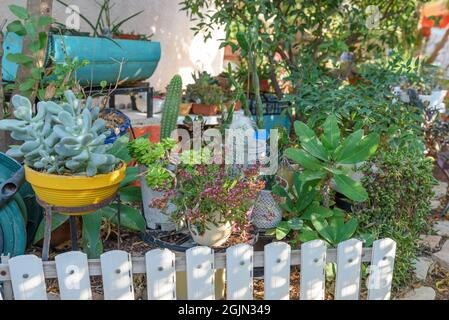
[
  {"x1": 36, "y1": 193, "x2": 122, "y2": 261},
  {"x1": 88, "y1": 82, "x2": 155, "y2": 118}
]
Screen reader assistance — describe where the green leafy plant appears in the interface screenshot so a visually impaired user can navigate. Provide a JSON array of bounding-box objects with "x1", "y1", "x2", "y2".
[
  {"x1": 0, "y1": 90, "x2": 119, "y2": 176},
  {"x1": 185, "y1": 71, "x2": 225, "y2": 106},
  {"x1": 355, "y1": 148, "x2": 436, "y2": 289},
  {"x1": 56, "y1": 0, "x2": 144, "y2": 37},
  {"x1": 168, "y1": 161, "x2": 265, "y2": 236},
  {"x1": 128, "y1": 137, "x2": 177, "y2": 190},
  {"x1": 268, "y1": 114, "x2": 379, "y2": 247},
  {"x1": 33, "y1": 134, "x2": 146, "y2": 258},
  {"x1": 5, "y1": 4, "x2": 55, "y2": 98}
]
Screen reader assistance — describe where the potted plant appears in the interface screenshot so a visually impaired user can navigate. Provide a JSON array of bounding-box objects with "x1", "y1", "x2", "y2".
[
  {"x1": 0, "y1": 90, "x2": 126, "y2": 212},
  {"x1": 167, "y1": 152, "x2": 265, "y2": 247},
  {"x1": 185, "y1": 72, "x2": 225, "y2": 116}
]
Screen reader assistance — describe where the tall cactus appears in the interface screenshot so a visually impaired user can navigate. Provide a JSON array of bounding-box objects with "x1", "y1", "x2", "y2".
[{"x1": 160, "y1": 75, "x2": 182, "y2": 139}]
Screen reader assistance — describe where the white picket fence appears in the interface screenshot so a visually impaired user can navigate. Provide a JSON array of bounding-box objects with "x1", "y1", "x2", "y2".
[{"x1": 0, "y1": 238, "x2": 396, "y2": 300}]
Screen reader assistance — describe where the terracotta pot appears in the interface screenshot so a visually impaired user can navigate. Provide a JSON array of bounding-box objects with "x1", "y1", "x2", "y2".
[
  {"x1": 191, "y1": 103, "x2": 220, "y2": 116},
  {"x1": 179, "y1": 102, "x2": 192, "y2": 116},
  {"x1": 189, "y1": 212, "x2": 232, "y2": 247},
  {"x1": 225, "y1": 101, "x2": 242, "y2": 112},
  {"x1": 113, "y1": 34, "x2": 142, "y2": 40},
  {"x1": 259, "y1": 79, "x2": 271, "y2": 92}
]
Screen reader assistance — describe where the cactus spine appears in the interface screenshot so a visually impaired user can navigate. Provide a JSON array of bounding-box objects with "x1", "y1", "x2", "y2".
[{"x1": 160, "y1": 75, "x2": 182, "y2": 139}]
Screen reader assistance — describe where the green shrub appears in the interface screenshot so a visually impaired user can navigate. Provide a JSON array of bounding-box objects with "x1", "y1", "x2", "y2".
[{"x1": 355, "y1": 148, "x2": 436, "y2": 289}]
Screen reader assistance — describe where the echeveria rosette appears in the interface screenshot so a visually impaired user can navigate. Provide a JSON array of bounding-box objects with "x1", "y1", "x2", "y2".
[{"x1": 0, "y1": 90, "x2": 118, "y2": 176}]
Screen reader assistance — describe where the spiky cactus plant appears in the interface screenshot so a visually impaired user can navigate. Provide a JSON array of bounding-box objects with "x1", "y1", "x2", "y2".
[{"x1": 160, "y1": 75, "x2": 182, "y2": 139}]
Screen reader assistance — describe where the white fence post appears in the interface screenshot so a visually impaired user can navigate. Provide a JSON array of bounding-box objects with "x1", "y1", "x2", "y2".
[
  {"x1": 100, "y1": 250, "x2": 134, "y2": 300},
  {"x1": 226, "y1": 244, "x2": 253, "y2": 300},
  {"x1": 367, "y1": 238, "x2": 396, "y2": 300},
  {"x1": 55, "y1": 251, "x2": 92, "y2": 300},
  {"x1": 146, "y1": 248, "x2": 176, "y2": 300},
  {"x1": 335, "y1": 239, "x2": 363, "y2": 300},
  {"x1": 186, "y1": 246, "x2": 215, "y2": 300},
  {"x1": 300, "y1": 239, "x2": 326, "y2": 300},
  {"x1": 9, "y1": 255, "x2": 47, "y2": 300},
  {"x1": 1, "y1": 255, "x2": 13, "y2": 300},
  {"x1": 264, "y1": 242, "x2": 291, "y2": 300}
]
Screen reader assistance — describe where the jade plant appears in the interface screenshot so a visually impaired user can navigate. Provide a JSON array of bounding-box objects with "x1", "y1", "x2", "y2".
[
  {"x1": 0, "y1": 90, "x2": 119, "y2": 176},
  {"x1": 269, "y1": 115, "x2": 379, "y2": 247},
  {"x1": 128, "y1": 137, "x2": 177, "y2": 190}
]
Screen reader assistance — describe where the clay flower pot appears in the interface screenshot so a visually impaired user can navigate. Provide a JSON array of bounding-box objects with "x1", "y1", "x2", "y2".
[
  {"x1": 188, "y1": 212, "x2": 232, "y2": 247},
  {"x1": 191, "y1": 103, "x2": 220, "y2": 116},
  {"x1": 179, "y1": 102, "x2": 192, "y2": 116}
]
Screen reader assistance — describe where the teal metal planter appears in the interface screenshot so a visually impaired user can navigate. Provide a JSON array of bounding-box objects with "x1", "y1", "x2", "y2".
[{"x1": 2, "y1": 33, "x2": 161, "y2": 86}]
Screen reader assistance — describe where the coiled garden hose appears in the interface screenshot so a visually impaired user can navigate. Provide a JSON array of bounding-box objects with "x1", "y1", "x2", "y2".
[{"x1": 0, "y1": 168, "x2": 25, "y2": 208}]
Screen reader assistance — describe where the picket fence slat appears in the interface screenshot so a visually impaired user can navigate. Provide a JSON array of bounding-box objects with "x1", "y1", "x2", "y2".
[
  {"x1": 0, "y1": 239, "x2": 398, "y2": 301},
  {"x1": 9, "y1": 255, "x2": 47, "y2": 300},
  {"x1": 101, "y1": 250, "x2": 134, "y2": 300},
  {"x1": 335, "y1": 239, "x2": 363, "y2": 300},
  {"x1": 146, "y1": 248, "x2": 176, "y2": 300},
  {"x1": 367, "y1": 238, "x2": 397, "y2": 300},
  {"x1": 264, "y1": 242, "x2": 291, "y2": 300},
  {"x1": 55, "y1": 251, "x2": 92, "y2": 300},
  {"x1": 186, "y1": 246, "x2": 214, "y2": 300},
  {"x1": 226, "y1": 244, "x2": 253, "y2": 300},
  {"x1": 300, "y1": 239, "x2": 326, "y2": 300}
]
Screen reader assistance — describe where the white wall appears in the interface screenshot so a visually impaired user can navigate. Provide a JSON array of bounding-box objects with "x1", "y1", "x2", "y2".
[{"x1": 0, "y1": 0, "x2": 225, "y2": 90}]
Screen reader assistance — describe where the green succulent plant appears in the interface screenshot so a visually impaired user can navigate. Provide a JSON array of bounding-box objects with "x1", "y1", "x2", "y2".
[
  {"x1": 0, "y1": 90, "x2": 119, "y2": 176},
  {"x1": 128, "y1": 137, "x2": 177, "y2": 190},
  {"x1": 185, "y1": 71, "x2": 224, "y2": 106}
]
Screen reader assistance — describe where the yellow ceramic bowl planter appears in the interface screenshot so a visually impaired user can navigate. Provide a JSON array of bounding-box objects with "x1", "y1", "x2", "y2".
[{"x1": 25, "y1": 162, "x2": 126, "y2": 215}]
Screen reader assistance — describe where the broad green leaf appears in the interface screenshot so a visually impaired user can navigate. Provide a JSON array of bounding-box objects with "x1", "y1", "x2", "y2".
[
  {"x1": 33, "y1": 213, "x2": 69, "y2": 244},
  {"x1": 294, "y1": 121, "x2": 328, "y2": 161},
  {"x1": 6, "y1": 20, "x2": 26, "y2": 36},
  {"x1": 322, "y1": 115, "x2": 340, "y2": 150},
  {"x1": 236, "y1": 31, "x2": 249, "y2": 55},
  {"x1": 120, "y1": 166, "x2": 139, "y2": 187},
  {"x1": 6, "y1": 53, "x2": 34, "y2": 66},
  {"x1": 334, "y1": 130, "x2": 363, "y2": 162},
  {"x1": 101, "y1": 204, "x2": 146, "y2": 232},
  {"x1": 311, "y1": 215, "x2": 335, "y2": 244},
  {"x1": 284, "y1": 148, "x2": 322, "y2": 170},
  {"x1": 37, "y1": 16, "x2": 55, "y2": 27},
  {"x1": 275, "y1": 221, "x2": 291, "y2": 240},
  {"x1": 9, "y1": 5, "x2": 28, "y2": 20},
  {"x1": 336, "y1": 133, "x2": 380, "y2": 164},
  {"x1": 298, "y1": 227, "x2": 319, "y2": 243},
  {"x1": 299, "y1": 170, "x2": 326, "y2": 183},
  {"x1": 288, "y1": 218, "x2": 303, "y2": 230},
  {"x1": 82, "y1": 212, "x2": 103, "y2": 258},
  {"x1": 108, "y1": 134, "x2": 131, "y2": 163},
  {"x1": 272, "y1": 183, "x2": 289, "y2": 198},
  {"x1": 302, "y1": 203, "x2": 334, "y2": 220},
  {"x1": 337, "y1": 218, "x2": 358, "y2": 242},
  {"x1": 333, "y1": 174, "x2": 368, "y2": 202},
  {"x1": 119, "y1": 186, "x2": 142, "y2": 202},
  {"x1": 293, "y1": 174, "x2": 318, "y2": 211}
]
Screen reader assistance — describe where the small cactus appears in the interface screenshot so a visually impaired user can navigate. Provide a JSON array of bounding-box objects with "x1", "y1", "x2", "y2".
[{"x1": 160, "y1": 75, "x2": 182, "y2": 139}]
